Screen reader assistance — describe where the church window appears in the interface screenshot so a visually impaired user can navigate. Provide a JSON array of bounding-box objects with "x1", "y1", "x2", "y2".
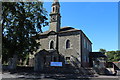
[
  {"x1": 88, "y1": 44, "x2": 89, "y2": 51},
  {"x1": 84, "y1": 39, "x2": 86, "y2": 48},
  {"x1": 56, "y1": 7, "x2": 59, "y2": 12},
  {"x1": 87, "y1": 42, "x2": 89, "y2": 50},
  {"x1": 83, "y1": 54, "x2": 87, "y2": 62},
  {"x1": 53, "y1": 7, "x2": 55, "y2": 12},
  {"x1": 88, "y1": 44, "x2": 91, "y2": 51},
  {"x1": 50, "y1": 40, "x2": 54, "y2": 49},
  {"x1": 56, "y1": 7, "x2": 58, "y2": 12},
  {"x1": 89, "y1": 44, "x2": 91, "y2": 51},
  {"x1": 56, "y1": 7, "x2": 57, "y2": 12},
  {"x1": 66, "y1": 40, "x2": 70, "y2": 49},
  {"x1": 86, "y1": 41, "x2": 87, "y2": 49}
]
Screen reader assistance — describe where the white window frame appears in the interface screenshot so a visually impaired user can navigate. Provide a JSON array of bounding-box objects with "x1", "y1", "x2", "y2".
[
  {"x1": 49, "y1": 40, "x2": 54, "y2": 49},
  {"x1": 65, "y1": 39, "x2": 71, "y2": 49}
]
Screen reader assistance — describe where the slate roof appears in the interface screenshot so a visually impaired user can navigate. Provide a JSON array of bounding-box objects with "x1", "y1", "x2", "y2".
[
  {"x1": 39, "y1": 26, "x2": 92, "y2": 44},
  {"x1": 40, "y1": 26, "x2": 80, "y2": 35},
  {"x1": 35, "y1": 49, "x2": 57, "y2": 56},
  {"x1": 60, "y1": 27, "x2": 79, "y2": 32},
  {"x1": 47, "y1": 49, "x2": 57, "y2": 53}
]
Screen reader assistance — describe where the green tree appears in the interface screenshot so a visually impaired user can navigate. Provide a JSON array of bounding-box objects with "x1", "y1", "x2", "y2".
[
  {"x1": 105, "y1": 50, "x2": 120, "y2": 62},
  {"x1": 106, "y1": 51, "x2": 116, "y2": 62},
  {"x1": 2, "y1": 2, "x2": 48, "y2": 68},
  {"x1": 99, "y1": 48, "x2": 106, "y2": 54},
  {"x1": 99, "y1": 49, "x2": 120, "y2": 62},
  {"x1": 115, "y1": 50, "x2": 120, "y2": 61}
]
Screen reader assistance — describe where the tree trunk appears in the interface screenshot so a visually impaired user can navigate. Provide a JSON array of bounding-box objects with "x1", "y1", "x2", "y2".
[{"x1": 23, "y1": 54, "x2": 29, "y2": 66}]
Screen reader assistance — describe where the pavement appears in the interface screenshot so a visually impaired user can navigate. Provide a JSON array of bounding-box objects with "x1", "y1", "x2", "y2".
[{"x1": 1, "y1": 72, "x2": 120, "y2": 79}]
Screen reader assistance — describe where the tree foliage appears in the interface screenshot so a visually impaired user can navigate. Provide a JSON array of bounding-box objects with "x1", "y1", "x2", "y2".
[
  {"x1": 2, "y1": 2, "x2": 48, "y2": 63},
  {"x1": 99, "y1": 48, "x2": 106, "y2": 54},
  {"x1": 106, "y1": 50, "x2": 120, "y2": 62},
  {"x1": 99, "y1": 49, "x2": 120, "y2": 62}
]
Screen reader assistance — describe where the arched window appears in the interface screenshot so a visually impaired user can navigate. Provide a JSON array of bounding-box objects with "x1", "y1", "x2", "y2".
[
  {"x1": 84, "y1": 39, "x2": 86, "y2": 48},
  {"x1": 66, "y1": 40, "x2": 70, "y2": 49},
  {"x1": 53, "y1": 7, "x2": 55, "y2": 12},
  {"x1": 50, "y1": 40, "x2": 54, "y2": 49},
  {"x1": 56, "y1": 7, "x2": 58, "y2": 12}
]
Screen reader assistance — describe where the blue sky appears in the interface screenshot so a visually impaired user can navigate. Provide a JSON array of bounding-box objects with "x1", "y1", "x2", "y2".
[{"x1": 43, "y1": 2, "x2": 118, "y2": 52}]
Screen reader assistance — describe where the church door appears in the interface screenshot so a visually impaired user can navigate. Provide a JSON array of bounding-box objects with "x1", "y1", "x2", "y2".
[{"x1": 43, "y1": 55, "x2": 51, "y2": 67}]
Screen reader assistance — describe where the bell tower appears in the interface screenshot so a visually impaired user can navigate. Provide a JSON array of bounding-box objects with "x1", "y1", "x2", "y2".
[{"x1": 49, "y1": 0, "x2": 61, "y2": 32}]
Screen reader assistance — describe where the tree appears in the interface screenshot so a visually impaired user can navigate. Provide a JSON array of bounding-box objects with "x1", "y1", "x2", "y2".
[
  {"x1": 99, "y1": 49, "x2": 106, "y2": 54},
  {"x1": 2, "y1": 2, "x2": 48, "y2": 69},
  {"x1": 115, "y1": 50, "x2": 120, "y2": 61},
  {"x1": 105, "y1": 50, "x2": 120, "y2": 62},
  {"x1": 106, "y1": 51, "x2": 116, "y2": 62},
  {"x1": 99, "y1": 48, "x2": 120, "y2": 62}
]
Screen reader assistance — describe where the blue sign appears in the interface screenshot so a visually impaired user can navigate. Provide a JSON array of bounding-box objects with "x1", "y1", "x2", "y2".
[{"x1": 50, "y1": 62, "x2": 62, "y2": 66}]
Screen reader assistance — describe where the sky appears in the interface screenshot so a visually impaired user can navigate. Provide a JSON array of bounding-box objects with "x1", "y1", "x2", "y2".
[{"x1": 42, "y1": 2, "x2": 118, "y2": 52}]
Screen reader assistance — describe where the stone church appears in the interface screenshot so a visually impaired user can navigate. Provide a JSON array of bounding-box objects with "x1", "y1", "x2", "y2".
[{"x1": 29, "y1": 0, "x2": 92, "y2": 71}]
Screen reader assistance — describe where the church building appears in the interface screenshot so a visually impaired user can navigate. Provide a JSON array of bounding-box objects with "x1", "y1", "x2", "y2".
[{"x1": 29, "y1": 0, "x2": 92, "y2": 70}]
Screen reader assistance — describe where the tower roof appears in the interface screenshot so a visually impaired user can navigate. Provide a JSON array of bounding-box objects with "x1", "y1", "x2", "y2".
[
  {"x1": 52, "y1": 0, "x2": 60, "y2": 6},
  {"x1": 53, "y1": 0, "x2": 59, "y2": 3}
]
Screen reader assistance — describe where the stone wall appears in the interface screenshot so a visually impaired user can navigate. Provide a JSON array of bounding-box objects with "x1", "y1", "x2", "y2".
[
  {"x1": 58, "y1": 31, "x2": 81, "y2": 68},
  {"x1": 81, "y1": 31, "x2": 92, "y2": 67},
  {"x1": 36, "y1": 30, "x2": 92, "y2": 68},
  {"x1": 38, "y1": 34, "x2": 57, "y2": 50}
]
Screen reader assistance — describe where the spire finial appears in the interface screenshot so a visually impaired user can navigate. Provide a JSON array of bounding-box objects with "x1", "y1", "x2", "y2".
[
  {"x1": 52, "y1": 0, "x2": 60, "y2": 6},
  {"x1": 54, "y1": 0, "x2": 59, "y2": 3}
]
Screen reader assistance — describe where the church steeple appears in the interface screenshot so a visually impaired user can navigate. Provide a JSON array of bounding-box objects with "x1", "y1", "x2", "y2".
[
  {"x1": 53, "y1": 0, "x2": 60, "y2": 5},
  {"x1": 53, "y1": 0, "x2": 59, "y2": 3},
  {"x1": 49, "y1": 0, "x2": 61, "y2": 32}
]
